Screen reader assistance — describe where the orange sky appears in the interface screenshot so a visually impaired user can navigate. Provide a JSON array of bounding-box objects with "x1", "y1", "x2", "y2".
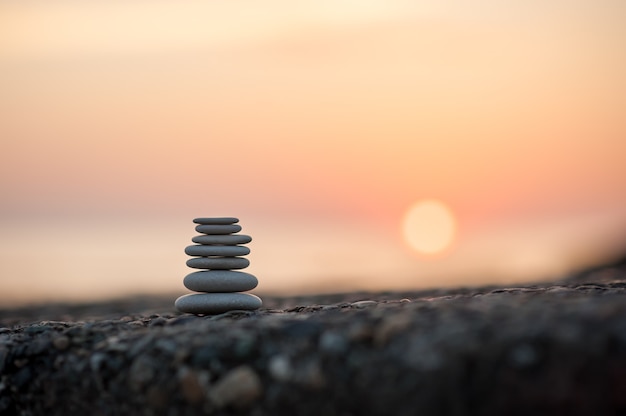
[{"x1": 1, "y1": 0, "x2": 625, "y2": 305}]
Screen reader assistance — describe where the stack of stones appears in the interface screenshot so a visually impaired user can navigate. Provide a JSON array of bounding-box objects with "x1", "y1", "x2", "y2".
[{"x1": 175, "y1": 217, "x2": 262, "y2": 315}]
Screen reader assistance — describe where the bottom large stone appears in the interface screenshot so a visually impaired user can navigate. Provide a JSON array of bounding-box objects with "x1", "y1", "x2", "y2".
[{"x1": 175, "y1": 292, "x2": 262, "y2": 315}]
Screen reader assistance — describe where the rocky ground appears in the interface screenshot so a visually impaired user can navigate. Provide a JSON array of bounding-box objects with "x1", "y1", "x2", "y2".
[{"x1": 1, "y1": 256, "x2": 626, "y2": 416}]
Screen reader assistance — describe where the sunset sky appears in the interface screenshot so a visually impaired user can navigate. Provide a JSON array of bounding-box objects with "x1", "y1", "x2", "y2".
[{"x1": 1, "y1": 0, "x2": 625, "y2": 305}]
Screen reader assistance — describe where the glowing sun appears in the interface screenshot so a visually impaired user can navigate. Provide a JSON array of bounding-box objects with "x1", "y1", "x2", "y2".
[{"x1": 403, "y1": 199, "x2": 457, "y2": 255}]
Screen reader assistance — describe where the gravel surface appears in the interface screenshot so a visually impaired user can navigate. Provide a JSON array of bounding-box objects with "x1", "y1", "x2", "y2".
[{"x1": 1, "y1": 258, "x2": 626, "y2": 415}]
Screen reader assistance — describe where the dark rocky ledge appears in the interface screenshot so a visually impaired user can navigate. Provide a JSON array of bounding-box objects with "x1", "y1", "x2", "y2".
[{"x1": 1, "y1": 258, "x2": 626, "y2": 415}]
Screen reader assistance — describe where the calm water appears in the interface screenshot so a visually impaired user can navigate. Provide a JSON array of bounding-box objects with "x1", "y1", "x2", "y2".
[{"x1": 1, "y1": 215, "x2": 623, "y2": 306}]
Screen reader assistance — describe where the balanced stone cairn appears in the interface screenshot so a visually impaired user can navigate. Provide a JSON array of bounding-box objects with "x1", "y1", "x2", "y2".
[{"x1": 175, "y1": 217, "x2": 262, "y2": 315}]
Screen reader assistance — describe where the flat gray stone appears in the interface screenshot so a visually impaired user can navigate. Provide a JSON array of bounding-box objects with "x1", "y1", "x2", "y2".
[
  {"x1": 185, "y1": 245, "x2": 250, "y2": 257},
  {"x1": 193, "y1": 217, "x2": 239, "y2": 225},
  {"x1": 195, "y1": 224, "x2": 242, "y2": 235},
  {"x1": 184, "y1": 270, "x2": 258, "y2": 292},
  {"x1": 192, "y1": 234, "x2": 252, "y2": 245},
  {"x1": 186, "y1": 257, "x2": 250, "y2": 270},
  {"x1": 175, "y1": 293, "x2": 262, "y2": 314}
]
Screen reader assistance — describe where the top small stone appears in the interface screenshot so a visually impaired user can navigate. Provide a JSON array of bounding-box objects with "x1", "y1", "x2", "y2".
[{"x1": 193, "y1": 217, "x2": 239, "y2": 225}]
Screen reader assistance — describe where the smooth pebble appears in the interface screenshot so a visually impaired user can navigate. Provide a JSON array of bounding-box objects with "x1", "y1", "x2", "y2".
[
  {"x1": 195, "y1": 224, "x2": 242, "y2": 235},
  {"x1": 193, "y1": 217, "x2": 239, "y2": 225},
  {"x1": 175, "y1": 293, "x2": 262, "y2": 314},
  {"x1": 186, "y1": 257, "x2": 250, "y2": 270},
  {"x1": 184, "y1": 270, "x2": 258, "y2": 292},
  {"x1": 185, "y1": 245, "x2": 250, "y2": 257},
  {"x1": 192, "y1": 234, "x2": 252, "y2": 245}
]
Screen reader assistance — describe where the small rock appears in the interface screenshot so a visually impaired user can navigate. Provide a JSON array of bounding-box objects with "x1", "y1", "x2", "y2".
[
  {"x1": 90, "y1": 352, "x2": 106, "y2": 372},
  {"x1": 52, "y1": 336, "x2": 70, "y2": 351},
  {"x1": 374, "y1": 313, "x2": 413, "y2": 346},
  {"x1": 319, "y1": 331, "x2": 348, "y2": 356},
  {"x1": 25, "y1": 325, "x2": 47, "y2": 334},
  {"x1": 178, "y1": 368, "x2": 207, "y2": 404},
  {"x1": 190, "y1": 347, "x2": 215, "y2": 367},
  {"x1": 296, "y1": 360, "x2": 326, "y2": 390},
  {"x1": 347, "y1": 322, "x2": 374, "y2": 342},
  {"x1": 154, "y1": 338, "x2": 177, "y2": 355},
  {"x1": 233, "y1": 335, "x2": 256, "y2": 358},
  {"x1": 351, "y1": 300, "x2": 378, "y2": 309},
  {"x1": 27, "y1": 338, "x2": 50, "y2": 355},
  {"x1": 546, "y1": 286, "x2": 575, "y2": 295},
  {"x1": 404, "y1": 338, "x2": 444, "y2": 371},
  {"x1": 268, "y1": 355, "x2": 292, "y2": 382},
  {"x1": 128, "y1": 335, "x2": 154, "y2": 357},
  {"x1": 166, "y1": 315, "x2": 199, "y2": 326},
  {"x1": 282, "y1": 320, "x2": 322, "y2": 338},
  {"x1": 149, "y1": 317, "x2": 167, "y2": 327},
  {"x1": 13, "y1": 358, "x2": 29, "y2": 368},
  {"x1": 128, "y1": 355, "x2": 156, "y2": 391},
  {"x1": 208, "y1": 365, "x2": 262, "y2": 409},
  {"x1": 146, "y1": 386, "x2": 169, "y2": 411}
]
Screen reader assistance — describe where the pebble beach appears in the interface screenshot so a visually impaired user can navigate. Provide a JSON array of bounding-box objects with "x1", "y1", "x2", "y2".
[{"x1": 1, "y1": 257, "x2": 625, "y2": 415}]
